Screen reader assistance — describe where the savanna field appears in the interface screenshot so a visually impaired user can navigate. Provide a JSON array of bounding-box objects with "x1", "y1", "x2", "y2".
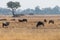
[{"x1": 0, "y1": 15, "x2": 60, "y2": 40}]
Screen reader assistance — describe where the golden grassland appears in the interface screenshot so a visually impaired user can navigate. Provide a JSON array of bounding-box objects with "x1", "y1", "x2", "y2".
[{"x1": 0, "y1": 15, "x2": 60, "y2": 40}]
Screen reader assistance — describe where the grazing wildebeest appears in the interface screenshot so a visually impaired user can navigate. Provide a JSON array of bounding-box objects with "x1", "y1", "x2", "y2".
[
  {"x1": 0, "y1": 19, "x2": 7, "y2": 21},
  {"x1": 2, "y1": 22, "x2": 10, "y2": 28},
  {"x1": 44, "y1": 19, "x2": 47, "y2": 22},
  {"x1": 36, "y1": 21, "x2": 44, "y2": 28},
  {"x1": 23, "y1": 19, "x2": 27, "y2": 22},
  {"x1": 18, "y1": 19, "x2": 27, "y2": 22},
  {"x1": 49, "y1": 20, "x2": 54, "y2": 24}
]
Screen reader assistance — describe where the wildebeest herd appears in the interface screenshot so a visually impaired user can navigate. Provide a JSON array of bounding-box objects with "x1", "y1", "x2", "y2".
[
  {"x1": 1, "y1": 18, "x2": 54, "y2": 28},
  {"x1": 36, "y1": 19, "x2": 54, "y2": 28}
]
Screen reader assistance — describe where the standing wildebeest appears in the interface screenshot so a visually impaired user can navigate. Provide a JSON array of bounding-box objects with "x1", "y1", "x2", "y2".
[
  {"x1": 49, "y1": 20, "x2": 54, "y2": 24},
  {"x1": 2, "y1": 22, "x2": 10, "y2": 28},
  {"x1": 44, "y1": 19, "x2": 47, "y2": 22},
  {"x1": 23, "y1": 19, "x2": 27, "y2": 22},
  {"x1": 0, "y1": 19, "x2": 7, "y2": 21},
  {"x1": 36, "y1": 21, "x2": 44, "y2": 28},
  {"x1": 18, "y1": 19, "x2": 27, "y2": 22}
]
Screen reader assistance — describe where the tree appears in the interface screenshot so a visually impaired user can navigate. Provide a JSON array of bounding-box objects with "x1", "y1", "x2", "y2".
[
  {"x1": 52, "y1": 6, "x2": 60, "y2": 14},
  {"x1": 42, "y1": 7, "x2": 52, "y2": 14},
  {"x1": 35, "y1": 6, "x2": 41, "y2": 14},
  {"x1": 7, "y1": 1, "x2": 21, "y2": 16}
]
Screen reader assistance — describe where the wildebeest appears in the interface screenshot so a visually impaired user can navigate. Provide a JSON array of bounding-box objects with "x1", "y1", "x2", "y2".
[
  {"x1": 23, "y1": 19, "x2": 27, "y2": 22},
  {"x1": 2, "y1": 22, "x2": 10, "y2": 28},
  {"x1": 49, "y1": 20, "x2": 54, "y2": 24},
  {"x1": 36, "y1": 21, "x2": 44, "y2": 28},
  {"x1": 44, "y1": 19, "x2": 47, "y2": 22},
  {"x1": 18, "y1": 19, "x2": 27, "y2": 22},
  {"x1": 0, "y1": 19, "x2": 7, "y2": 21}
]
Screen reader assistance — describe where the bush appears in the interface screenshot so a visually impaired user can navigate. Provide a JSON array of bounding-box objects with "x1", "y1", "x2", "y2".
[
  {"x1": 29, "y1": 13, "x2": 34, "y2": 15},
  {"x1": 12, "y1": 14, "x2": 25, "y2": 17}
]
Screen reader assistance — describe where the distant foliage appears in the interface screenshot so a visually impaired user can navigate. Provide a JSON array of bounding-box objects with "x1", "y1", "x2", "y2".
[
  {"x1": 29, "y1": 13, "x2": 34, "y2": 15},
  {"x1": 12, "y1": 14, "x2": 25, "y2": 17},
  {"x1": 19, "y1": 14, "x2": 25, "y2": 16},
  {"x1": 0, "y1": 5, "x2": 60, "y2": 15},
  {"x1": 20, "y1": 6, "x2": 60, "y2": 14}
]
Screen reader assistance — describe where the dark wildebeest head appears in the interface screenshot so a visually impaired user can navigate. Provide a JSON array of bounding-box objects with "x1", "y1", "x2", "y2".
[
  {"x1": 23, "y1": 19, "x2": 27, "y2": 22},
  {"x1": 49, "y1": 20, "x2": 54, "y2": 24},
  {"x1": 36, "y1": 21, "x2": 44, "y2": 28},
  {"x1": 18, "y1": 19, "x2": 27, "y2": 22},
  {"x1": 44, "y1": 19, "x2": 47, "y2": 22},
  {"x1": 2, "y1": 22, "x2": 10, "y2": 28}
]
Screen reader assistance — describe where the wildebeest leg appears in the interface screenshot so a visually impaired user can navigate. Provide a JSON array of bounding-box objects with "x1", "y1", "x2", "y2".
[
  {"x1": 36, "y1": 24, "x2": 44, "y2": 28},
  {"x1": 43, "y1": 24, "x2": 44, "y2": 27},
  {"x1": 2, "y1": 24, "x2": 8, "y2": 28},
  {"x1": 36, "y1": 24, "x2": 38, "y2": 28},
  {"x1": 2, "y1": 24, "x2": 4, "y2": 28},
  {"x1": 26, "y1": 21, "x2": 27, "y2": 22}
]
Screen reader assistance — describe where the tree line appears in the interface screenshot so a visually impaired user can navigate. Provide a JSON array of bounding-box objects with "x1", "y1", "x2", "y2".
[{"x1": 0, "y1": 1, "x2": 60, "y2": 16}]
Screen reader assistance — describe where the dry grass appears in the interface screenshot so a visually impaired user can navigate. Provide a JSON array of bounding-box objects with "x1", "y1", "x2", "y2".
[{"x1": 0, "y1": 15, "x2": 60, "y2": 40}]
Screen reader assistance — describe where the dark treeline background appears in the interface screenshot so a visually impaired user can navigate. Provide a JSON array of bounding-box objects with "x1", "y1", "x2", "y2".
[{"x1": 0, "y1": 6, "x2": 60, "y2": 15}]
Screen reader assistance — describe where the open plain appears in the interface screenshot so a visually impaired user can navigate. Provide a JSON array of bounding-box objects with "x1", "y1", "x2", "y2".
[{"x1": 0, "y1": 15, "x2": 60, "y2": 40}]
